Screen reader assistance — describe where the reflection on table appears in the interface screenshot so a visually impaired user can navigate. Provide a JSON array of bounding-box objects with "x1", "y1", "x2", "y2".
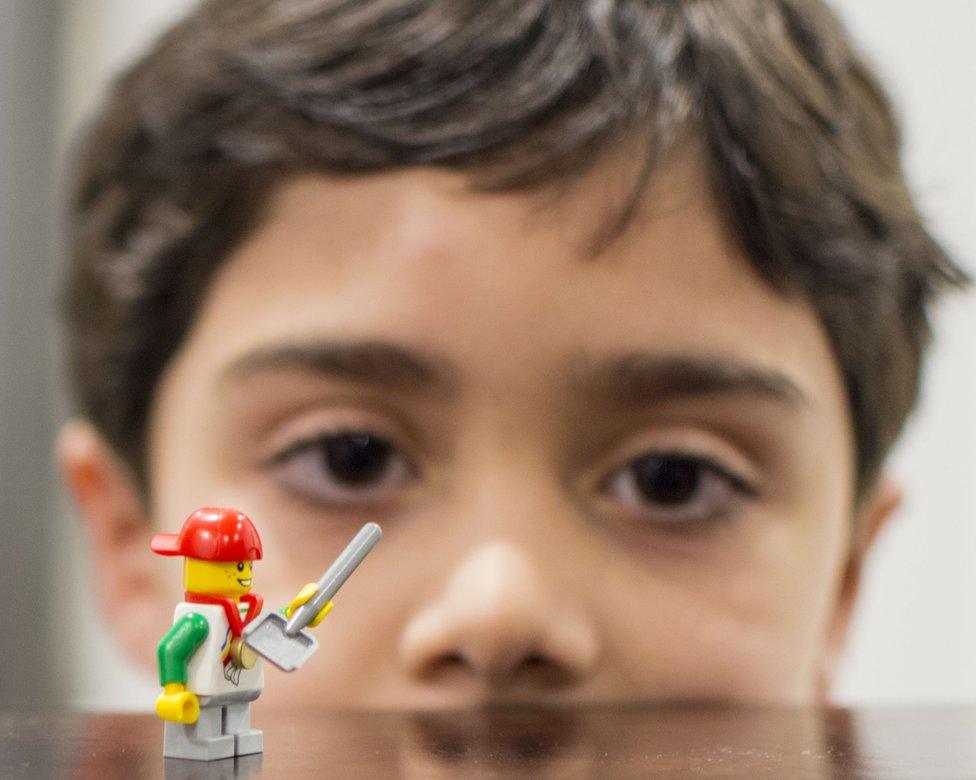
[{"x1": 2, "y1": 704, "x2": 974, "y2": 778}]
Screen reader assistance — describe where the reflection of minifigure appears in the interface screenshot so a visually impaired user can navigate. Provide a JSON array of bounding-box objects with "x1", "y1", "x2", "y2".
[{"x1": 151, "y1": 507, "x2": 333, "y2": 761}]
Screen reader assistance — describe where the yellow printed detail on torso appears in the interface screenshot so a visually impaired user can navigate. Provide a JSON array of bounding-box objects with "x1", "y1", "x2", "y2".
[{"x1": 219, "y1": 627, "x2": 232, "y2": 664}]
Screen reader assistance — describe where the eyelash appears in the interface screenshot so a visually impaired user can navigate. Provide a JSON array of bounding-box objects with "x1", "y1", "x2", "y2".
[
  {"x1": 265, "y1": 429, "x2": 418, "y2": 507},
  {"x1": 599, "y1": 450, "x2": 759, "y2": 532}
]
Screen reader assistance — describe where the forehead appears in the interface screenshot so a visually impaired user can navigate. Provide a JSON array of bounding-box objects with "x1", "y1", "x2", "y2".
[{"x1": 180, "y1": 149, "x2": 843, "y2": 409}]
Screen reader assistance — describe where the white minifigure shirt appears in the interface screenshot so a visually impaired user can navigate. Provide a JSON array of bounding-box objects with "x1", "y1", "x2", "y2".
[{"x1": 172, "y1": 602, "x2": 265, "y2": 697}]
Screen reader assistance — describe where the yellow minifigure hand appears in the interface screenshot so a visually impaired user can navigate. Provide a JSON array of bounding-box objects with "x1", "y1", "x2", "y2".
[
  {"x1": 309, "y1": 600, "x2": 333, "y2": 627},
  {"x1": 286, "y1": 582, "x2": 334, "y2": 628},
  {"x1": 155, "y1": 683, "x2": 200, "y2": 724}
]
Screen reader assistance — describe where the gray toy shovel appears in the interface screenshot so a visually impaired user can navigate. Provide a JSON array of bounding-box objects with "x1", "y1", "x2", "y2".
[{"x1": 244, "y1": 522, "x2": 382, "y2": 672}]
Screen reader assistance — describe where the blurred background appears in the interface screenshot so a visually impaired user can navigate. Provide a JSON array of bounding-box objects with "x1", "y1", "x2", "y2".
[{"x1": 0, "y1": 0, "x2": 973, "y2": 709}]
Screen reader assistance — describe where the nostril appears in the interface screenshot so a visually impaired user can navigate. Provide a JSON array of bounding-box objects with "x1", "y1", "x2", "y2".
[
  {"x1": 440, "y1": 652, "x2": 465, "y2": 668},
  {"x1": 421, "y1": 649, "x2": 566, "y2": 686},
  {"x1": 516, "y1": 652, "x2": 577, "y2": 687},
  {"x1": 523, "y1": 653, "x2": 549, "y2": 668},
  {"x1": 418, "y1": 651, "x2": 467, "y2": 680}
]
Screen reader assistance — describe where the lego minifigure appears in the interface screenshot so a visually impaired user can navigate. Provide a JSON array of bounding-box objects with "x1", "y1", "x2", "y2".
[{"x1": 151, "y1": 507, "x2": 334, "y2": 761}]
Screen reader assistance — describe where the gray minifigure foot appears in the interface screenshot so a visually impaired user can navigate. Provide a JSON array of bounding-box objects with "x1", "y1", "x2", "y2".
[
  {"x1": 234, "y1": 729, "x2": 263, "y2": 756},
  {"x1": 223, "y1": 700, "x2": 263, "y2": 755},
  {"x1": 163, "y1": 709, "x2": 236, "y2": 761}
]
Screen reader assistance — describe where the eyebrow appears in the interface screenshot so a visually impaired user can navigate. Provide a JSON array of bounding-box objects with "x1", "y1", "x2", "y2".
[
  {"x1": 222, "y1": 340, "x2": 810, "y2": 410},
  {"x1": 221, "y1": 340, "x2": 459, "y2": 397},
  {"x1": 576, "y1": 352, "x2": 811, "y2": 410}
]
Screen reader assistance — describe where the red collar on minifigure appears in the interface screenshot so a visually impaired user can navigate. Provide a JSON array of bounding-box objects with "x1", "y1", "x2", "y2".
[{"x1": 185, "y1": 591, "x2": 264, "y2": 638}]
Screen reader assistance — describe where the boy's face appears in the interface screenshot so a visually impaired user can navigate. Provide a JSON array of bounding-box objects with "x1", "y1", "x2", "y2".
[{"x1": 64, "y1": 147, "x2": 897, "y2": 709}]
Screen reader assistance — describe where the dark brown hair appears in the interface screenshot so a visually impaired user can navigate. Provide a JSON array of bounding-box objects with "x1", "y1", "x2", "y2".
[{"x1": 63, "y1": 0, "x2": 966, "y2": 497}]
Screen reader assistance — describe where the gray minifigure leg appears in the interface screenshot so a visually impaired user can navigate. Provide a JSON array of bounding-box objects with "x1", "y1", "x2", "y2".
[
  {"x1": 224, "y1": 701, "x2": 263, "y2": 756},
  {"x1": 163, "y1": 704, "x2": 235, "y2": 761}
]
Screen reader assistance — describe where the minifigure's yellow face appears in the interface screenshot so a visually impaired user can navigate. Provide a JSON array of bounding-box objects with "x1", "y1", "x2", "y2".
[{"x1": 183, "y1": 558, "x2": 254, "y2": 597}]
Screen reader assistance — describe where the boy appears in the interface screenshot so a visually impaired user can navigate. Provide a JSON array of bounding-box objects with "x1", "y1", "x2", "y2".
[{"x1": 58, "y1": 0, "x2": 965, "y2": 710}]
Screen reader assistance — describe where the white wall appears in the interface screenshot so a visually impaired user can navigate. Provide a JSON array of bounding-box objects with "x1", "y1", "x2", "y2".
[
  {"x1": 826, "y1": 0, "x2": 976, "y2": 702},
  {"x1": 55, "y1": 0, "x2": 976, "y2": 707}
]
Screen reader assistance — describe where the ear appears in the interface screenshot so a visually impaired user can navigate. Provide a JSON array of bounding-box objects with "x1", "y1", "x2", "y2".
[
  {"x1": 56, "y1": 418, "x2": 168, "y2": 665},
  {"x1": 816, "y1": 474, "x2": 903, "y2": 698}
]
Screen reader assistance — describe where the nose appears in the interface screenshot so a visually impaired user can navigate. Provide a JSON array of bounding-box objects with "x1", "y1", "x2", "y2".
[{"x1": 399, "y1": 542, "x2": 598, "y2": 692}]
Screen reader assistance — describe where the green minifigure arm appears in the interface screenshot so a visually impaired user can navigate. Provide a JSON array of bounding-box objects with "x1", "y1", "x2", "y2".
[
  {"x1": 156, "y1": 612, "x2": 209, "y2": 686},
  {"x1": 155, "y1": 612, "x2": 208, "y2": 724}
]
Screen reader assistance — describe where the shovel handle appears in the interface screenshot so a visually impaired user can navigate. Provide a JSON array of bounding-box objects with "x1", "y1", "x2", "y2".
[{"x1": 284, "y1": 522, "x2": 383, "y2": 635}]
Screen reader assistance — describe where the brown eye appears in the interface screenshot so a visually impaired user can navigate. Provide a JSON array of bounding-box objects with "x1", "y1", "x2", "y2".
[
  {"x1": 237, "y1": 562, "x2": 245, "y2": 572},
  {"x1": 630, "y1": 455, "x2": 702, "y2": 505},
  {"x1": 322, "y1": 433, "x2": 393, "y2": 485},
  {"x1": 603, "y1": 451, "x2": 757, "y2": 529},
  {"x1": 268, "y1": 429, "x2": 416, "y2": 505}
]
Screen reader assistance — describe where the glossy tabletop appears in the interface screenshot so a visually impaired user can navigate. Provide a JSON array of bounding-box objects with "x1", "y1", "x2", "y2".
[{"x1": 2, "y1": 705, "x2": 975, "y2": 778}]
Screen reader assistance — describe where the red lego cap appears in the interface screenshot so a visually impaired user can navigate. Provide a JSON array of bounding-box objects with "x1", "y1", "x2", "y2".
[{"x1": 151, "y1": 507, "x2": 264, "y2": 561}]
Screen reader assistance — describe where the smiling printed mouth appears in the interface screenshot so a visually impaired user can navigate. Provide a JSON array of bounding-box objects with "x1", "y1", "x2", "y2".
[{"x1": 237, "y1": 578, "x2": 252, "y2": 587}]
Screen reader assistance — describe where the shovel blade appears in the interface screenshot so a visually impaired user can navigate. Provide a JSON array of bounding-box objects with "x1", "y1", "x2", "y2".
[{"x1": 243, "y1": 611, "x2": 319, "y2": 672}]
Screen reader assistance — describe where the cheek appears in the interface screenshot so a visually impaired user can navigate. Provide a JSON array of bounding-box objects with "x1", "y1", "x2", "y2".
[
  {"x1": 606, "y1": 590, "x2": 802, "y2": 701},
  {"x1": 681, "y1": 610, "x2": 810, "y2": 700},
  {"x1": 603, "y1": 520, "x2": 847, "y2": 702}
]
